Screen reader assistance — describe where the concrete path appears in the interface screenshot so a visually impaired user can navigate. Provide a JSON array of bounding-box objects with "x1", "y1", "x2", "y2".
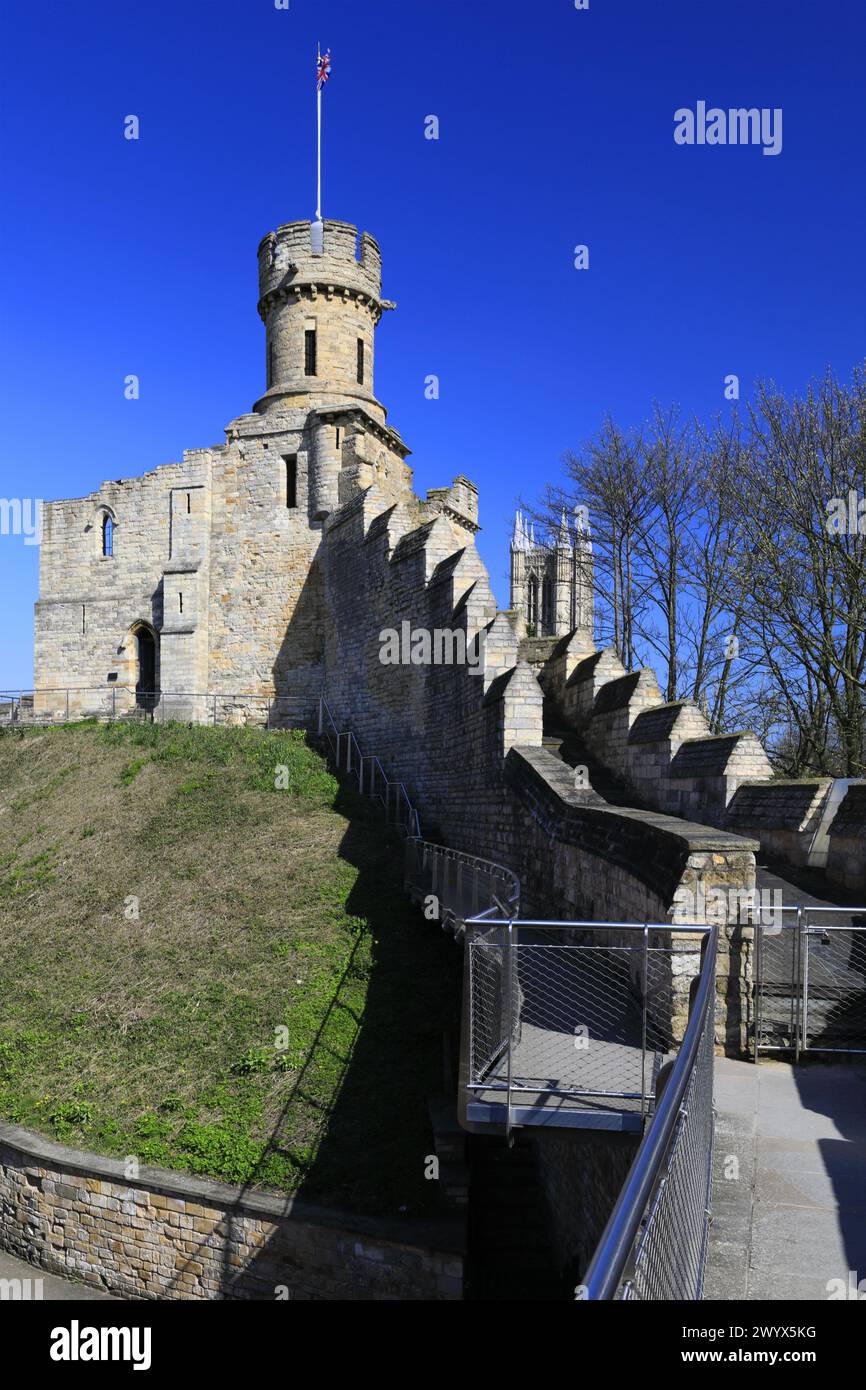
[
  {"x1": 705, "y1": 1057, "x2": 866, "y2": 1300},
  {"x1": 0, "y1": 1249, "x2": 116, "y2": 1300}
]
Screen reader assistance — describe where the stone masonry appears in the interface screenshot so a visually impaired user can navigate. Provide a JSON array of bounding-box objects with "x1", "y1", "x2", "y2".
[
  {"x1": 0, "y1": 1123, "x2": 463, "y2": 1301},
  {"x1": 32, "y1": 211, "x2": 779, "y2": 1050}
]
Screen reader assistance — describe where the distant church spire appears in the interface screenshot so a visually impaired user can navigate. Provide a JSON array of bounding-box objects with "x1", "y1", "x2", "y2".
[
  {"x1": 511, "y1": 510, "x2": 530, "y2": 552},
  {"x1": 575, "y1": 505, "x2": 592, "y2": 553}
]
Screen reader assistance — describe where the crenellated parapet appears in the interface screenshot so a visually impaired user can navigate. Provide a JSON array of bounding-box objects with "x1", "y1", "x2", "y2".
[{"x1": 254, "y1": 220, "x2": 395, "y2": 421}]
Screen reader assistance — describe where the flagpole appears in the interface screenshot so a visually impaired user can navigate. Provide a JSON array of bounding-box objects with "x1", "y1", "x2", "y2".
[{"x1": 316, "y1": 43, "x2": 322, "y2": 220}]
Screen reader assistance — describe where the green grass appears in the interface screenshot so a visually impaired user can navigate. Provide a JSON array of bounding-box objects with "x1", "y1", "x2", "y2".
[{"x1": 0, "y1": 721, "x2": 460, "y2": 1214}]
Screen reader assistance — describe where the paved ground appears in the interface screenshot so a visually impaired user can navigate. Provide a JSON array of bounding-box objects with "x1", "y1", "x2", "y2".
[
  {"x1": 0, "y1": 1249, "x2": 117, "y2": 1300},
  {"x1": 705, "y1": 1057, "x2": 866, "y2": 1300}
]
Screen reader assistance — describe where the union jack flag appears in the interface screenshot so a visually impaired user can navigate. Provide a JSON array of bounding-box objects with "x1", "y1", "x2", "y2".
[{"x1": 316, "y1": 49, "x2": 331, "y2": 92}]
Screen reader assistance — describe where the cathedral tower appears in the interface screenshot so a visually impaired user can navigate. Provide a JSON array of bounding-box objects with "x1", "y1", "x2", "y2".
[{"x1": 510, "y1": 508, "x2": 594, "y2": 645}]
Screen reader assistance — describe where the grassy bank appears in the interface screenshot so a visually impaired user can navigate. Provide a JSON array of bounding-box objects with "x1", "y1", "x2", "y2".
[{"x1": 0, "y1": 721, "x2": 460, "y2": 1214}]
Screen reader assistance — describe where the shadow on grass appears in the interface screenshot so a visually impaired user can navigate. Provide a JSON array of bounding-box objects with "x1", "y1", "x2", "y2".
[{"x1": 160, "y1": 775, "x2": 464, "y2": 1299}]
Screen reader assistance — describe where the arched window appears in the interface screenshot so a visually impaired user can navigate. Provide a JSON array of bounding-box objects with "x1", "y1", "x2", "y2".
[
  {"x1": 527, "y1": 576, "x2": 539, "y2": 628},
  {"x1": 542, "y1": 576, "x2": 553, "y2": 632},
  {"x1": 102, "y1": 513, "x2": 114, "y2": 557}
]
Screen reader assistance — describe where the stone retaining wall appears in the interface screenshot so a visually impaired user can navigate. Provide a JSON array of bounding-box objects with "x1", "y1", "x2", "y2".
[{"x1": 0, "y1": 1123, "x2": 464, "y2": 1301}]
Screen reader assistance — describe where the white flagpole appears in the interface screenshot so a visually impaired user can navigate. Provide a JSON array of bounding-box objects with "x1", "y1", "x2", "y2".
[{"x1": 316, "y1": 44, "x2": 322, "y2": 220}]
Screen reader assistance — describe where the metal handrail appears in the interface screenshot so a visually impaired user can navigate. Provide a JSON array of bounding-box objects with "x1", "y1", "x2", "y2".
[
  {"x1": 405, "y1": 839, "x2": 521, "y2": 932},
  {"x1": 581, "y1": 924, "x2": 718, "y2": 1300},
  {"x1": 317, "y1": 694, "x2": 421, "y2": 838},
  {"x1": 0, "y1": 686, "x2": 308, "y2": 729}
]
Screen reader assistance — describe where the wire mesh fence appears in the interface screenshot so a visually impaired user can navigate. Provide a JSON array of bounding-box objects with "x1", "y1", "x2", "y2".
[
  {"x1": 754, "y1": 906, "x2": 802, "y2": 1054},
  {"x1": 620, "y1": 990, "x2": 716, "y2": 1299},
  {"x1": 581, "y1": 927, "x2": 718, "y2": 1301},
  {"x1": 755, "y1": 906, "x2": 866, "y2": 1059},
  {"x1": 466, "y1": 923, "x2": 705, "y2": 1116},
  {"x1": 802, "y1": 909, "x2": 866, "y2": 1055}
]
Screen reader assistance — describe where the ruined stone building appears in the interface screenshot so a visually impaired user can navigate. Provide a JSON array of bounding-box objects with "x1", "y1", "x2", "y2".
[
  {"x1": 34, "y1": 217, "x2": 479, "y2": 722},
  {"x1": 33, "y1": 211, "x2": 865, "y2": 944}
]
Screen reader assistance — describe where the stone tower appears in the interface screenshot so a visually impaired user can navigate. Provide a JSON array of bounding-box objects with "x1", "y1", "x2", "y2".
[
  {"x1": 510, "y1": 508, "x2": 594, "y2": 643},
  {"x1": 254, "y1": 218, "x2": 399, "y2": 521},
  {"x1": 33, "y1": 212, "x2": 479, "y2": 716}
]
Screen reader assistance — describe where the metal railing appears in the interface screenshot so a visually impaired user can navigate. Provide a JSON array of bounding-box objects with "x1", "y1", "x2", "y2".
[
  {"x1": 581, "y1": 925, "x2": 718, "y2": 1300},
  {"x1": 0, "y1": 687, "x2": 310, "y2": 729},
  {"x1": 462, "y1": 918, "x2": 709, "y2": 1140},
  {"x1": 400, "y1": 833, "x2": 717, "y2": 1299},
  {"x1": 317, "y1": 695, "x2": 421, "y2": 838},
  {"x1": 404, "y1": 837, "x2": 520, "y2": 934},
  {"x1": 755, "y1": 905, "x2": 866, "y2": 1060}
]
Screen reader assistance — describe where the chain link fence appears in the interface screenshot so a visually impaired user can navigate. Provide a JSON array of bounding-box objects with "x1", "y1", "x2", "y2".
[
  {"x1": 582, "y1": 927, "x2": 718, "y2": 1301},
  {"x1": 755, "y1": 905, "x2": 866, "y2": 1059},
  {"x1": 465, "y1": 922, "x2": 705, "y2": 1122}
]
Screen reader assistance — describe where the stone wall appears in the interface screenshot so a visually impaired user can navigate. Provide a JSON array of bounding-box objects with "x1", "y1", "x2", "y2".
[
  {"x1": 314, "y1": 485, "x2": 759, "y2": 1051},
  {"x1": 539, "y1": 634, "x2": 774, "y2": 827},
  {"x1": 827, "y1": 783, "x2": 866, "y2": 896},
  {"x1": 532, "y1": 1130, "x2": 640, "y2": 1289},
  {"x1": 725, "y1": 779, "x2": 832, "y2": 869},
  {"x1": 0, "y1": 1123, "x2": 463, "y2": 1301}
]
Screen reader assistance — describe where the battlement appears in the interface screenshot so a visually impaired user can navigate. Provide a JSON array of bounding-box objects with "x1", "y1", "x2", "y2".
[{"x1": 257, "y1": 219, "x2": 383, "y2": 308}]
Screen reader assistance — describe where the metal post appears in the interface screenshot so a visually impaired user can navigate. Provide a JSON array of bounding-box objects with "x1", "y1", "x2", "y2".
[
  {"x1": 796, "y1": 906, "x2": 806, "y2": 1063},
  {"x1": 505, "y1": 919, "x2": 515, "y2": 1145},
  {"x1": 111, "y1": 687, "x2": 116, "y2": 721},
  {"x1": 358, "y1": 753, "x2": 364, "y2": 795},
  {"x1": 640, "y1": 925, "x2": 649, "y2": 1116},
  {"x1": 317, "y1": 696, "x2": 324, "y2": 736},
  {"x1": 753, "y1": 913, "x2": 763, "y2": 1062}
]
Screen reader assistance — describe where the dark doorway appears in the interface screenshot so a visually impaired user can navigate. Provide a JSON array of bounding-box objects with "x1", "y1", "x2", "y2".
[{"x1": 135, "y1": 627, "x2": 158, "y2": 708}]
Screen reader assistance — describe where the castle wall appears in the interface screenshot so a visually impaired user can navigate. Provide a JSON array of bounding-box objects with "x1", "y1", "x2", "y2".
[
  {"x1": 827, "y1": 784, "x2": 866, "y2": 895},
  {"x1": 316, "y1": 485, "x2": 758, "y2": 1050},
  {"x1": 34, "y1": 454, "x2": 212, "y2": 704}
]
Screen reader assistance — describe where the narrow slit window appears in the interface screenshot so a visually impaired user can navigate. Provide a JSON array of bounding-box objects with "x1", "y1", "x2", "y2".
[
  {"x1": 102, "y1": 514, "x2": 113, "y2": 557},
  {"x1": 186, "y1": 492, "x2": 191, "y2": 514},
  {"x1": 179, "y1": 592, "x2": 183, "y2": 614},
  {"x1": 356, "y1": 338, "x2": 365, "y2": 384},
  {"x1": 81, "y1": 604, "x2": 86, "y2": 635},
  {"x1": 304, "y1": 329, "x2": 317, "y2": 376},
  {"x1": 284, "y1": 455, "x2": 297, "y2": 509},
  {"x1": 335, "y1": 426, "x2": 341, "y2": 450}
]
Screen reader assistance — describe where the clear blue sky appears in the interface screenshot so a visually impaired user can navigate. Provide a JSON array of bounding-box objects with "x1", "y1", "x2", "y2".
[{"x1": 1, "y1": 0, "x2": 864, "y2": 685}]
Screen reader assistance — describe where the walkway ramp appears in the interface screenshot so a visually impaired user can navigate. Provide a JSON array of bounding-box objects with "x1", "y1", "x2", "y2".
[{"x1": 705, "y1": 1057, "x2": 866, "y2": 1300}]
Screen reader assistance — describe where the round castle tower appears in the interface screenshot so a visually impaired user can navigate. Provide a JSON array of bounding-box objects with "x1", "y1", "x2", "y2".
[{"x1": 254, "y1": 218, "x2": 393, "y2": 422}]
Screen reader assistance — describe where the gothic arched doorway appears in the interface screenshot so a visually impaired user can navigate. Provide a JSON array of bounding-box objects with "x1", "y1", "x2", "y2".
[{"x1": 133, "y1": 625, "x2": 159, "y2": 709}]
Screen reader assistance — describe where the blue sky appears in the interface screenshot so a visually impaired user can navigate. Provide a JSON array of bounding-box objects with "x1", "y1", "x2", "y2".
[{"x1": 1, "y1": 0, "x2": 864, "y2": 685}]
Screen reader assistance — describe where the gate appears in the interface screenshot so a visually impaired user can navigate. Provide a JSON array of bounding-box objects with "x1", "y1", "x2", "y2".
[{"x1": 755, "y1": 905, "x2": 866, "y2": 1060}]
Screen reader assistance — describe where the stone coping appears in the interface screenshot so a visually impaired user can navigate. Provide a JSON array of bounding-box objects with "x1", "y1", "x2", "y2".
[
  {"x1": 0, "y1": 1121, "x2": 464, "y2": 1255},
  {"x1": 510, "y1": 745, "x2": 761, "y2": 854}
]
